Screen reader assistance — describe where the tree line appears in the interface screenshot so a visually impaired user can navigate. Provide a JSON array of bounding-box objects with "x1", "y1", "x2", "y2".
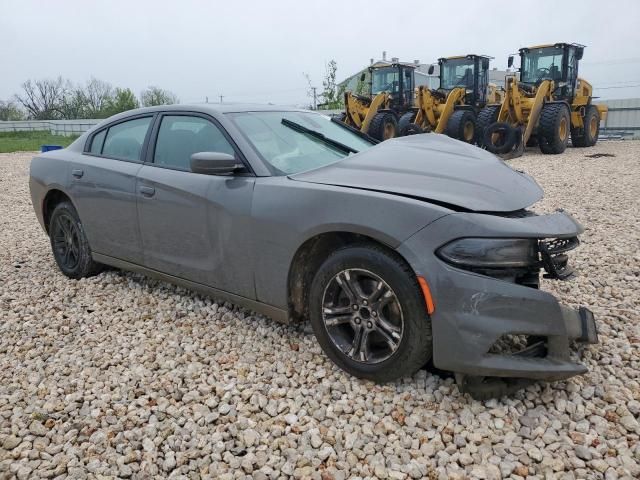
[{"x1": 0, "y1": 77, "x2": 179, "y2": 121}]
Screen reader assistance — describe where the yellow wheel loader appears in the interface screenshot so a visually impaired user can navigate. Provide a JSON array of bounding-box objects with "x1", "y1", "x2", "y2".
[
  {"x1": 403, "y1": 55, "x2": 503, "y2": 144},
  {"x1": 340, "y1": 56, "x2": 503, "y2": 143},
  {"x1": 480, "y1": 43, "x2": 608, "y2": 157},
  {"x1": 340, "y1": 62, "x2": 417, "y2": 141}
]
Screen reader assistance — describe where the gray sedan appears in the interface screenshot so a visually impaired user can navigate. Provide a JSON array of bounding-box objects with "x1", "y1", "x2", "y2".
[{"x1": 29, "y1": 104, "x2": 598, "y2": 398}]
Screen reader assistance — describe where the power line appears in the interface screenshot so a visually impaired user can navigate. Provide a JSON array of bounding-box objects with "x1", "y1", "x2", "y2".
[
  {"x1": 594, "y1": 84, "x2": 640, "y2": 90},
  {"x1": 582, "y1": 57, "x2": 640, "y2": 66}
]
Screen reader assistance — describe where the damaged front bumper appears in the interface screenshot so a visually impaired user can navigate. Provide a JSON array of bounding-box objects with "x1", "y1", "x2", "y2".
[{"x1": 398, "y1": 210, "x2": 599, "y2": 387}]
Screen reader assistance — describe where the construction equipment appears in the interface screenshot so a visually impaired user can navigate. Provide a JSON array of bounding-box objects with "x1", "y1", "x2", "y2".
[
  {"x1": 341, "y1": 56, "x2": 503, "y2": 143},
  {"x1": 404, "y1": 55, "x2": 502, "y2": 143},
  {"x1": 341, "y1": 62, "x2": 416, "y2": 141},
  {"x1": 480, "y1": 43, "x2": 608, "y2": 157}
]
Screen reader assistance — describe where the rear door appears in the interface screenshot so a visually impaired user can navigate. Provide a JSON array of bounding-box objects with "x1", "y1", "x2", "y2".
[
  {"x1": 135, "y1": 112, "x2": 256, "y2": 297},
  {"x1": 68, "y1": 115, "x2": 154, "y2": 263}
]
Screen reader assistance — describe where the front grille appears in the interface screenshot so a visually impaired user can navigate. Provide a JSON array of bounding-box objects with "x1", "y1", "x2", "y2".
[{"x1": 539, "y1": 237, "x2": 580, "y2": 280}]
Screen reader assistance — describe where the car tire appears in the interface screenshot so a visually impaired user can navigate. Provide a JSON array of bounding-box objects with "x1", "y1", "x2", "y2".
[
  {"x1": 49, "y1": 201, "x2": 103, "y2": 279},
  {"x1": 483, "y1": 122, "x2": 518, "y2": 154},
  {"x1": 309, "y1": 244, "x2": 433, "y2": 383},
  {"x1": 368, "y1": 112, "x2": 398, "y2": 141}
]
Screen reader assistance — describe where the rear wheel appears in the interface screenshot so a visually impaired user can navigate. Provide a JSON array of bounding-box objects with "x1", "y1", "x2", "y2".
[
  {"x1": 368, "y1": 112, "x2": 398, "y2": 141},
  {"x1": 334, "y1": 112, "x2": 346, "y2": 123},
  {"x1": 571, "y1": 105, "x2": 600, "y2": 147},
  {"x1": 398, "y1": 112, "x2": 423, "y2": 136},
  {"x1": 446, "y1": 110, "x2": 476, "y2": 143},
  {"x1": 539, "y1": 103, "x2": 570, "y2": 154},
  {"x1": 475, "y1": 105, "x2": 500, "y2": 147},
  {"x1": 49, "y1": 201, "x2": 103, "y2": 279},
  {"x1": 309, "y1": 245, "x2": 433, "y2": 382}
]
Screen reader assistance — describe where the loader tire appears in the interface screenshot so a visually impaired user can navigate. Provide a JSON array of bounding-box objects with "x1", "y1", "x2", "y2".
[
  {"x1": 539, "y1": 103, "x2": 570, "y2": 154},
  {"x1": 483, "y1": 122, "x2": 517, "y2": 154},
  {"x1": 398, "y1": 112, "x2": 422, "y2": 135},
  {"x1": 476, "y1": 105, "x2": 500, "y2": 147},
  {"x1": 571, "y1": 105, "x2": 600, "y2": 147},
  {"x1": 445, "y1": 110, "x2": 476, "y2": 143},
  {"x1": 368, "y1": 112, "x2": 398, "y2": 141}
]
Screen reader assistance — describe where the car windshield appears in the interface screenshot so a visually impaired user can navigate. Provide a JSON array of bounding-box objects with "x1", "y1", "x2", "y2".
[
  {"x1": 440, "y1": 58, "x2": 475, "y2": 89},
  {"x1": 521, "y1": 47, "x2": 564, "y2": 84},
  {"x1": 228, "y1": 111, "x2": 374, "y2": 175}
]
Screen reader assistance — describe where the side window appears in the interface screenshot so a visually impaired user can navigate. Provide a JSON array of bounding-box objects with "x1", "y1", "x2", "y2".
[
  {"x1": 102, "y1": 117, "x2": 153, "y2": 161},
  {"x1": 89, "y1": 129, "x2": 106, "y2": 154},
  {"x1": 153, "y1": 115, "x2": 235, "y2": 170}
]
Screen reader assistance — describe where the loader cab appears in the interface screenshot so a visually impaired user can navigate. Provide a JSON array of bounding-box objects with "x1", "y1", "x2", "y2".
[
  {"x1": 369, "y1": 63, "x2": 415, "y2": 111},
  {"x1": 438, "y1": 55, "x2": 491, "y2": 107},
  {"x1": 518, "y1": 43, "x2": 584, "y2": 101}
]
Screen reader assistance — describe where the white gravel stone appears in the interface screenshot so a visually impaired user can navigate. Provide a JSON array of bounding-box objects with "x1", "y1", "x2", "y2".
[{"x1": 1, "y1": 143, "x2": 639, "y2": 477}]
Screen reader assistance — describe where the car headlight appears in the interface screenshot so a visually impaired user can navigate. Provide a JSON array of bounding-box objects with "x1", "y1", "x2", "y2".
[{"x1": 437, "y1": 238, "x2": 538, "y2": 268}]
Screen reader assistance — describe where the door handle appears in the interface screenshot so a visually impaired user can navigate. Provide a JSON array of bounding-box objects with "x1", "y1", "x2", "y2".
[
  {"x1": 71, "y1": 169, "x2": 84, "y2": 179},
  {"x1": 139, "y1": 185, "x2": 155, "y2": 197}
]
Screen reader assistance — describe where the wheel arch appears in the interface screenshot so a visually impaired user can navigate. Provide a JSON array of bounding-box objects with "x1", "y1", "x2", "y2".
[
  {"x1": 286, "y1": 231, "x2": 412, "y2": 324},
  {"x1": 42, "y1": 188, "x2": 75, "y2": 234}
]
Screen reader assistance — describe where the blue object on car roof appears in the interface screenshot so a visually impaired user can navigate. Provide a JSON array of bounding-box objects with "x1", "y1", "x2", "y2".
[{"x1": 41, "y1": 145, "x2": 63, "y2": 152}]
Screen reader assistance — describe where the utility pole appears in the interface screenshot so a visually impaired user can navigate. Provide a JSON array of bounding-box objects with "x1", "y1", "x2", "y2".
[
  {"x1": 312, "y1": 87, "x2": 317, "y2": 110},
  {"x1": 219, "y1": 95, "x2": 224, "y2": 104},
  {"x1": 205, "y1": 96, "x2": 208, "y2": 103}
]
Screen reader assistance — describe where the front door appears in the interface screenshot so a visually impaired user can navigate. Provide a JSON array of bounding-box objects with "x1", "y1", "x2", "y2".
[{"x1": 136, "y1": 113, "x2": 255, "y2": 298}]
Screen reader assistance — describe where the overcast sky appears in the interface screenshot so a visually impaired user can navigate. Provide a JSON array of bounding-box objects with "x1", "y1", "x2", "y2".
[{"x1": 2, "y1": 0, "x2": 640, "y2": 106}]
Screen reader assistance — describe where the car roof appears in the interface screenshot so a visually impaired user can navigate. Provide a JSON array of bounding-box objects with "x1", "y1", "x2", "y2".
[{"x1": 120, "y1": 103, "x2": 311, "y2": 116}]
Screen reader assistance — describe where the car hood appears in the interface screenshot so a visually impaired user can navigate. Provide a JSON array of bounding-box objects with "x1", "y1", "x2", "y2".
[{"x1": 289, "y1": 134, "x2": 543, "y2": 212}]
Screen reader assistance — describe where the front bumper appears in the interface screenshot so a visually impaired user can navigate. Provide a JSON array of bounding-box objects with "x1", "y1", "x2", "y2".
[{"x1": 398, "y1": 210, "x2": 598, "y2": 382}]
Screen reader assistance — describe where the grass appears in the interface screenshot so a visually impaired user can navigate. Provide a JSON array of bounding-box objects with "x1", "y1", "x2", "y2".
[{"x1": 0, "y1": 131, "x2": 80, "y2": 153}]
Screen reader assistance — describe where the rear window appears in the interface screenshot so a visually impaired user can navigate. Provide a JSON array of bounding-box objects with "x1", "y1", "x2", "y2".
[{"x1": 101, "y1": 117, "x2": 153, "y2": 161}]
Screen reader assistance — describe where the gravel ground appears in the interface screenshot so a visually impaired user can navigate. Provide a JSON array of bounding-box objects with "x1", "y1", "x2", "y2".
[{"x1": 1, "y1": 142, "x2": 639, "y2": 480}]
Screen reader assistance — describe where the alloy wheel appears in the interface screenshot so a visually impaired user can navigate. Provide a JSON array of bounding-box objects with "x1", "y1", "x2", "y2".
[
  {"x1": 321, "y1": 268, "x2": 404, "y2": 364},
  {"x1": 52, "y1": 213, "x2": 80, "y2": 270}
]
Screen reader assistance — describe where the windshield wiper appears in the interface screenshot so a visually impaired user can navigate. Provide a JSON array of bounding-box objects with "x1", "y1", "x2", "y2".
[
  {"x1": 281, "y1": 118, "x2": 358, "y2": 154},
  {"x1": 330, "y1": 116, "x2": 379, "y2": 144}
]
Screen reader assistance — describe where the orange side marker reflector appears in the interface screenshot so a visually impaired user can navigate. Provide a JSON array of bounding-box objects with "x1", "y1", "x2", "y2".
[{"x1": 417, "y1": 276, "x2": 435, "y2": 315}]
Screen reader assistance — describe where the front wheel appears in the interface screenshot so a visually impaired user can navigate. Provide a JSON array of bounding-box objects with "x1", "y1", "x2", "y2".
[
  {"x1": 49, "y1": 201, "x2": 103, "y2": 279},
  {"x1": 539, "y1": 103, "x2": 570, "y2": 154},
  {"x1": 446, "y1": 110, "x2": 476, "y2": 143},
  {"x1": 367, "y1": 112, "x2": 398, "y2": 141},
  {"x1": 309, "y1": 245, "x2": 433, "y2": 382}
]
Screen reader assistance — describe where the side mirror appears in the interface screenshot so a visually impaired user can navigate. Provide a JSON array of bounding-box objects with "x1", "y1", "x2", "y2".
[
  {"x1": 507, "y1": 55, "x2": 514, "y2": 68},
  {"x1": 190, "y1": 152, "x2": 243, "y2": 175},
  {"x1": 427, "y1": 65, "x2": 435, "y2": 75},
  {"x1": 360, "y1": 73, "x2": 366, "y2": 82}
]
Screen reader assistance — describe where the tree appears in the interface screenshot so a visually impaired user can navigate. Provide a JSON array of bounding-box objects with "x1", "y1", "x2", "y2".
[
  {"x1": 0, "y1": 100, "x2": 25, "y2": 121},
  {"x1": 83, "y1": 78, "x2": 114, "y2": 117},
  {"x1": 319, "y1": 60, "x2": 343, "y2": 110},
  {"x1": 140, "y1": 86, "x2": 179, "y2": 107},
  {"x1": 15, "y1": 77, "x2": 68, "y2": 119},
  {"x1": 104, "y1": 88, "x2": 139, "y2": 117},
  {"x1": 302, "y1": 72, "x2": 317, "y2": 110},
  {"x1": 59, "y1": 86, "x2": 88, "y2": 119}
]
